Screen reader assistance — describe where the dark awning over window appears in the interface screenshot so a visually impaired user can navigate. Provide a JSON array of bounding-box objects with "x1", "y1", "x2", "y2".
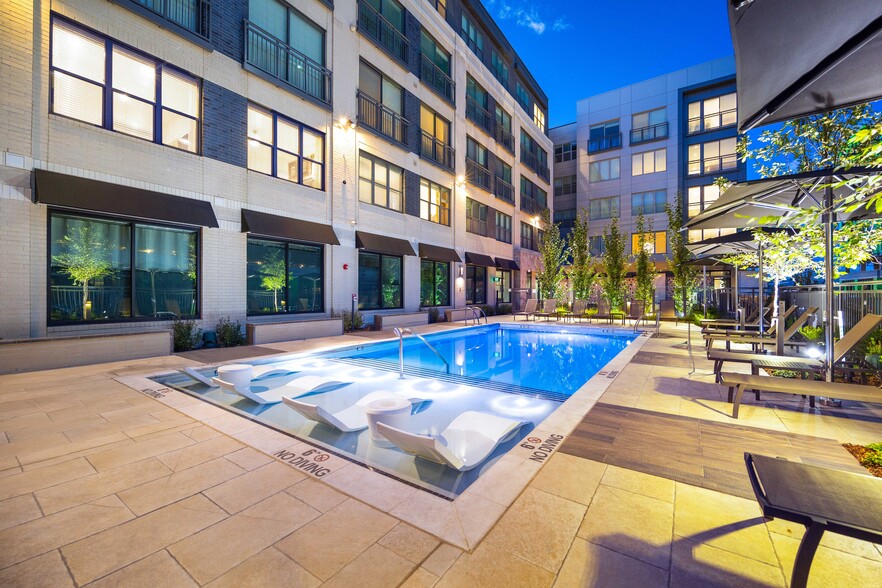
[
  {"x1": 241, "y1": 209, "x2": 339, "y2": 245},
  {"x1": 355, "y1": 231, "x2": 416, "y2": 256},
  {"x1": 465, "y1": 252, "x2": 495, "y2": 267},
  {"x1": 33, "y1": 169, "x2": 219, "y2": 227},
  {"x1": 418, "y1": 243, "x2": 461, "y2": 263},
  {"x1": 495, "y1": 257, "x2": 520, "y2": 271}
]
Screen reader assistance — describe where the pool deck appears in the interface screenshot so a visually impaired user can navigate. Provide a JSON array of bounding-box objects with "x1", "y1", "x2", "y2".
[{"x1": 0, "y1": 318, "x2": 880, "y2": 587}]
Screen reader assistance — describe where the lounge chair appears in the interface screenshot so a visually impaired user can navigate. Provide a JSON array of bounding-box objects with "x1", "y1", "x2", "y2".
[
  {"x1": 212, "y1": 375, "x2": 348, "y2": 405},
  {"x1": 566, "y1": 299, "x2": 588, "y2": 322},
  {"x1": 702, "y1": 306, "x2": 771, "y2": 330},
  {"x1": 625, "y1": 300, "x2": 645, "y2": 327},
  {"x1": 534, "y1": 299, "x2": 558, "y2": 321},
  {"x1": 595, "y1": 299, "x2": 613, "y2": 324},
  {"x1": 180, "y1": 363, "x2": 299, "y2": 388},
  {"x1": 704, "y1": 306, "x2": 815, "y2": 352},
  {"x1": 377, "y1": 411, "x2": 528, "y2": 471},
  {"x1": 282, "y1": 391, "x2": 425, "y2": 432},
  {"x1": 659, "y1": 300, "x2": 677, "y2": 322},
  {"x1": 702, "y1": 305, "x2": 796, "y2": 336},
  {"x1": 513, "y1": 299, "x2": 538, "y2": 321}
]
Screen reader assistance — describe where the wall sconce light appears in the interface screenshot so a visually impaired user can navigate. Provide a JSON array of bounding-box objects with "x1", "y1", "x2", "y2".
[
  {"x1": 335, "y1": 116, "x2": 356, "y2": 131},
  {"x1": 455, "y1": 174, "x2": 465, "y2": 186},
  {"x1": 459, "y1": 264, "x2": 464, "y2": 278}
]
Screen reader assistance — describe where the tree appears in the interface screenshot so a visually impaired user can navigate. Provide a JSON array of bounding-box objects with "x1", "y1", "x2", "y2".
[
  {"x1": 799, "y1": 221, "x2": 882, "y2": 279},
  {"x1": 840, "y1": 121, "x2": 882, "y2": 215},
  {"x1": 52, "y1": 224, "x2": 115, "y2": 320},
  {"x1": 665, "y1": 198, "x2": 696, "y2": 316},
  {"x1": 569, "y1": 209, "x2": 596, "y2": 300},
  {"x1": 535, "y1": 208, "x2": 570, "y2": 302},
  {"x1": 634, "y1": 213, "x2": 654, "y2": 310},
  {"x1": 600, "y1": 216, "x2": 626, "y2": 311},
  {"x1": 258, "y1": 249, "x2": 287, "y2": 312}
]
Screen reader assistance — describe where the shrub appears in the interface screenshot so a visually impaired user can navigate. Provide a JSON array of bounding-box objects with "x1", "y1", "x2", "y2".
[
  {"x1": 337, "y1": 310, "x2": 364, "y2": 332},
  {"x1": 497, "y1": 304, "x2": 512, "y2": 315},
  {"x1": 800, "y1": 325, "x2": 824, "y2": 342},
  {"x1": 427, "y1": 308, "x2": 440, "y2": 324},
  {"x1": 867, "y1": 442, "x2": 882, "y2": 452},
  {"x1": 477, "y1": 304, "x2": 495, "y2": 317},
  {"x1": 862, "y1": 452, "x2": 882, "y2": 468},
  {"x1": 172, "y1": 318, "x2": 201, "y2": 352},
  {"x1": 585, "y1": 308, "x2": 598, "y2": 318},
  {"x1": 215, "y1": 317, "x2": 246, "y2": 347}
]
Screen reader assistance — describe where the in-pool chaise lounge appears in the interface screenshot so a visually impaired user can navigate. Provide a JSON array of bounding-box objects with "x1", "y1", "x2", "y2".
[
  {"x1": 282, "y1": 391, "x2": 426, "y2": 432},
  {"x1": 180, "y1": 363, "x2": 300, "y2": 387},
  {"x1": 212, "y1": 375, "x2": 348, "y2": 405},
  {"x1": 377, "y1": 411, "x2": 528, "y2": 471}
]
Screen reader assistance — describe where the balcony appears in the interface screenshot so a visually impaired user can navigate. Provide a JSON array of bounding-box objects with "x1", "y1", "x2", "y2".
[
  {"x1": 687, "y1": 108, "x2": 738, "y2": 134},
  {"x1": 126, "y1": 0, "x2": 211, "y2": 40},
  {"x1": 358, "y1": 0, "x2": 408, "y2": 64},
  {"x1": 420, "y1": 54, "x2": 454, "y2": 103},
  {"x1": 587, "y1": 133, "x2": 622, "y2": 153},
  {"x1": 357, "y1": 90, "x2": 408, "y2": 145},
  {"x1": 630, "y1": 122, "x2": 669, "y2": 145},
  {"x1": 520, "y1": 150, "x2": 550, "y2": 182},
  {"x1": 687, "y1": 154, "x2": 739, "y2": 176},
  {"x1": 466, "y1": 159, "x2": 491, "y2": 191},
  {"x1": 494, "y1": 177, "x2": 514, "y2": 204},
  {"x1": 466, "y1": 96, "x2": 494, "y2": 135},
  {"x1": 421, "y1": 131, "x2": 455, "y2": 170},
  {"x1": 520, "y1": 193, "x2": 547, "y2": 216},
  {"x1": 245, "y1": 21, "x2": 332, "y2": 105},
  {"x1": 495, "y1": 125, "x2": 514, "y2": 153}
]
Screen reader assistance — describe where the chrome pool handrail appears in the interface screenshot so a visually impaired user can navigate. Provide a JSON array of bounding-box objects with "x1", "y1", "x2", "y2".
[
  {"x1": 466, "y1": 306, "x2": 488, "y2": 325},
  {"x1": 392, "y1": 327, "x2": 450, "y2": 378}
]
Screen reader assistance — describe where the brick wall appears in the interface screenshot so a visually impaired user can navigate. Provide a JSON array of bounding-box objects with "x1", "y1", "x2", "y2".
[{"x1": 203, "y1": 80, "x2": 248, "y2": 168}]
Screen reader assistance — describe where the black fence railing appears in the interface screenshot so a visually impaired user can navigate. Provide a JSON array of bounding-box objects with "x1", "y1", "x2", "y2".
[
  {"x1": 245, "y1": 21, "x2": 331, "y2": 104},
  {"x1": 588, "y1": 133, "x2": 622, "y2": 153},
  {"x1": 688, "y1": 107, "x2": 738, "y2": 134},
  {"x1": 520, "y1": 193, "x2": 546, "y2": 215},
  {"x1": 630, "y1": 122, "x2": 668, "y2": 144},
  {"x1": 494, "y1": 177, "x2": 514, "y2": 204},
  {"x1": 134, "y1": 0, "x2": 211, "y2": 39},
  {"x1": 420, "y1": 54, "x2": 454, "y2": 102},
  {"x1": 688, "y1": 154, "x2": 738, "y2": 176},
  {"x1": 358, "y1": 0, "x2": 408, "y2": 63},
  {"x1": 495, "y1": 125, "x2": 514, "y2": 153},
  {"x1": 520, "y1": 150, "x2": 550, "y2": 181},
  {"x1": 421, "y1": 131, "x2": 454, "y2": 170},
  {"x1": 466, "y1": 96, "x2": 494, "y2": 135},
  {"x1": 357, "y1": 90, "x2": 408, "y2": 144},
  {"x1": 466, "y1": 159, "x2": 491, "y2": 191}
]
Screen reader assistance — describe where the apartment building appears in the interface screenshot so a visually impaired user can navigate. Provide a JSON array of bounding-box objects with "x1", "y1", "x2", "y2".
[
  {"x1": 0, "y1": 0, "x2": 551, "y2": 340},
  {"x1": 549, "y1": 57, "x2": 744, "y2": 278}
]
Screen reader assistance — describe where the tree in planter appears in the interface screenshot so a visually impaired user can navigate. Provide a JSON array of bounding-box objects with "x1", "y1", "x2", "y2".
[
  {"x1": 634, "y1": 212, "x2": 655, "y2": 311},
  {"x1": 569, "y1": 209, "x2": 597, "y2": 301},
  {"x1": 52, "y1": 224, "x2": 115, "y2": 320},
  {"x1": 600, "y1": 216, "x2": 626, "y2": 311},
  {"x1": 535, "y1": 208, "x2": 570, "y2": 302},
  {"x1": 258, "y1": 249, "x2": 287, "y2": 312},
  {"x1": 665, "y1": 198, "x2": 696, "y2": 317}
]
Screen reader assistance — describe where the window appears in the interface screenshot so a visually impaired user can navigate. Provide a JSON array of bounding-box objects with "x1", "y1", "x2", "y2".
[
  {"x1": 428, "y1": 0, "x2": 446, "y2": 18},
  {"x1": 589, "y1": 196, "x2": 620, "y2": 221},
  {"x1": 688, "y1": 227, "x2": 736, "y2": 243},
  {"x1": 687, "y1": 138, "x2": 738, "y2": 175},
  {"x1": 246, "y1": 238, "x2": 323, "y2": 315},
  {"x1": 688, "y1": 92, "x2": 737, "y2": 133},
  {"x1": 520, "y1": 221, "x2": 536, "y2": 251},
  {"x1": 420, "y1": 260, "x2": 450, "y2": 306},
  {"x1": 631, "y1": 190, "x2": 667, "y2": 215},
  {"x1": 631, "y1": 148, "x2": 666, "y2": 176},
  {"x1": 51, "y1": 18, "x2": 200, "y2": 153},
  {"x1": 520, "y1": 130, "x2": 548, "y2": 176},
  {"x1": 122, "y1": 0, "x2": 210, "y2": 39},
  {"x1": 554, "y1": 209, "x2": 577, "y2": 228},
  {"x1": 358, "y1": 60, "x2": 405, "y2": 143},
  {"x1": 358, "y1": 151, "x2": 403, "y2": 211},
  {"x1": 466, "y1": 76, "x2": 492, "y2": 132},
  {"x1": 466, "y1": 197, "x2": 488, "y2": 236},
  {"x1": 420, "y1": 105, "x2": 453, "y2": 169},
  {"x1": 554, "y1": 175, "x2": 576, "y2": 197},
  {"x1": 495, "y1": 211, "x2": 512, "y2": 243},
  {"x1": 533, "y1": 104, "x2": 546, "y2": 133},
  {"x1": 466, "y1": 136, "x2": 491, "y2": 190},
  {"x1": 461, "y1": 14, "x2": 483, "y2": 59},
  {"x1": 420, "y1": 178, "x2": 450, "y2": 226},
  {"x1": 358, "y1": 252, "x2": 402, "y2": 310},
  {"x1": 247, "y1": 105, "x2": 325, "y2": 189},
  {"x1": 494, "y1": 159, "x2": 514, "y2": 203},
  {"x1": 495, "y1": 269, "x2": 511, "y2": 303},
  {"x1": 589, "y1": 236, "x2": 605, "y2": 256},
  {"x1": 588, "y1": 121, "x2": 621, "y2": 152},
  {"x1": 630, "y1": 108, "x2": 667, "y2": 143},
  {"x1": 631, "y1": 231, "x2": 667, "y2": 255},
  {"x1": 521, "y1": 176, "x2": 547, "y2": 213},
  {"x1": 495, "y1": 105, "x2": 514, "y2": 152},
  {"x1": 589, "y1": 157, "x2": 620, "y2": 182},
  {"x1": 491, "y1": 49, "x2": 508, "y2": 87},
  {"x1": 466, "y1": 136, "x2": 488, "y2": 167},
  {"x1": 687, "y1": 184, "x2": 721, "y2": 218},
  {"x1": 358, "y1": 0, "x2": 406, "y2": 61},
  {"x1": 516, "y1": 82, "x2": 530, "y2": 113},
  {"x1": 555, "y1": 141, "x2": 577, "y2": 163},
  {"x1": 420, "y1": 31, "x2": 453, "y2": 100},
  {"x1": 49, "y1": 212, "x2": 198, "y2": 324},
  {"x1": 465, "y1": 265, "x2": 486, "y2": 305}
]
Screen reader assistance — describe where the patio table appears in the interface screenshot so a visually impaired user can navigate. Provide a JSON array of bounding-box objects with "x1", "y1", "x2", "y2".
[{"x1": 749, "y1": 358, "x2": 822, "y2": 408}]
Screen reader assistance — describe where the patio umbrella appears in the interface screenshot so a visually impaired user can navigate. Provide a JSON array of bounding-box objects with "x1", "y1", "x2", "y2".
[{"x1": 729, "y1": 0, "x2": 882, "y2": 131}]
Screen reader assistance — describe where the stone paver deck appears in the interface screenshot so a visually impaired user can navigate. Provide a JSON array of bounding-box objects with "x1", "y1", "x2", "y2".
[{"x1": 0, "y1": 320, "x2": 880, "y2": 587}]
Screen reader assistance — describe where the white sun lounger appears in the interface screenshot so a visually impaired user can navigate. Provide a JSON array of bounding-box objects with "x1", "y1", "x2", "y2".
[
  {"x1": 180, "y1": 363, "x2": 299, "y2": 388},
  {"x1": 377, "y1": 411, "x2": 528, "y2": 471},
  {"x1": 212, "y1": 375, "x2": 347, "y2": 405},
  {"x1": 282, "y1": 391, "x2": 425, "y2": 432}
]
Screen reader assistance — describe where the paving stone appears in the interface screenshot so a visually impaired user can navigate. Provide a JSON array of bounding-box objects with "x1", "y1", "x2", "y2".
[
  {"x1": 323, "y1": 543, "x2": 416, "y2": 588},
  {"x1": 421, "y1": 544, "x2": 463, "y2": 578},
  {"x1": 671, "y1": 537, "x2": 785, "y2": 587},
  {"x1": 0, "y1": 493, "x2": 43, "y2": 531},
  {"x1": 435, "y1": 541, "x2": 555, "y2": 588},
  {"x1": 85, "y1": 550, "x2": 197, "y2": 588},
  {"x1": 379, "y1": 522, "x2": 441, "y2": 564},
  {"x1": 530, "y1": 453, "x2": 607, "y2": 506},
  {"x1": 0, "y1": 457, "x2": 95, "y2": 500},
  {"x1": 554, "y1": 537, "x2": 669, "y2": 588},
  {"x1": 0, "y1": 550, "x2": 75, "y2": 588},
  {"x1": 204, "y1": 461, "x2": 305, "y2": 514},
  {"x1": 203, "y1": 547, "x2": 321, "y2": 588}
]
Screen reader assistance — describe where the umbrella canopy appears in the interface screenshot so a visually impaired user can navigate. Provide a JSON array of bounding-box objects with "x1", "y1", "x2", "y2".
[
  {"x1": 686, "y1": 228, "x2": 792, "y2": 257},
  {"x1": 730, "y1": 0, "x2": 882, "y2": 131}
]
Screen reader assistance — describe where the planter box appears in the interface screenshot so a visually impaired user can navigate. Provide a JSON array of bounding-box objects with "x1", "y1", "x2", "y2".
[
  {"x1": 373, "y1": 312, "x2": 429, "y2": 330},
  {"x1": 246, "y1": 318, "x2": 343, "y2": 345}
]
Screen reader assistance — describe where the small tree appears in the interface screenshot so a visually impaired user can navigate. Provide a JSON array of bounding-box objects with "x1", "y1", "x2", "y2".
[
  {"x1": 634, "y1": 213, "x2": 654, "y2": 309},
  {"x1": 665, "y1": 198, "x2": 696, "y2": 316},
  {"x1": 258, "y1": 249, "x2": 287, "y2": 312},
  {"x1": 600, "y1": 216, "x2": 626, "y2": 311},
  {"x1": 52, "y1": 224, "x2": 115, "y2": 320},
  {"x1": 535, "y1": 208, "x2": 570, "y2": 301},
  {"x1": 569, "y1": 209, "x2": 596, "y2": 300}
]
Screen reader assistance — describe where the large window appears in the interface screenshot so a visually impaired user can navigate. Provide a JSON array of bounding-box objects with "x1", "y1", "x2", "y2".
[
  {"x1": 491, "y1": 48, "x2": 509, "y2": 87},
  {"x1": 495, "y1": 211, "x2": 512, "y2": 243},
  {"x1": 589, "y1": 196, "x2": 620, "y2": 220},
  {"x1": 520, "y1": 130, "x2": 548, "y2": 177},
  {"x1": 465, "y1": 265, "x2": 486, "y2": 305},
  {"x1": 533, "y1": 104, "x2": 546, "y2": 133},
  {"x1": 420, "y1": 31, "x2": 453, "y2": 101},
  {"x1": 687, "y1": 138, "x2": 738, "y2": 175},
  {"x1": 51, "y1": 18, "x2": 200, "y2": 153},
  {"x1": 688, "y1": 92, "x2": 737, "y2": 134},
  {"x1": 589, "y1": 236, "x2": 605, "y2": 256},
  {"x1": 358, "y1": 61, "x2": 406, "y2": 144},
  {"x1": 631, "y1": 190, "x2": 667, "y2": 215},
  {"x1": 631, "y1": 231, "x2": 667, "y2": 255},
  {"x1": 554, "y1": 175, "x2": 576, "y2": 197},
  {"x1": 687, "y1": 184, "x2": 721, "y2": 218},
  {"x1": 588, "y1": 121, "x2": 621, "y2": 152},
  {"x1": 520, "y1": 222, "x2": 536, "y2": 251},
  {"x1": 495, "y1": 269, "x2": 511, "y2": 303},
  {"x1": 420, "y1": 260, "x2": 450, "y2": 306},
  {"x1": 420, "y1": 105, "x2": 453, "y2": 169},
  {"x1": 555, "y1": 141, "x2": 577, "y2": 163},
  {"x1": 589, "y1": 157, "x2": 620, "y2": 182},
  {"x1": 631, "y1": 148, "x2": 666, "y2": 176},
  {"x1": 466, "y1": 197, "x2": 488, "y2": 236},
  {"x1": 358, "y1": 252, "x2": 402, "y2": 310},
  {"x1": 520, "y1": 176, "x2": 547, "y2": 214},
  {"x1": 249, "y1": 0, "x2": 324, "y2": 65},
  {"x1": 495, "y1": 105, "x2": 514, "y2": 152},
  {"x1": 466, "y1": 76, "x2": 493, "y2": 133},
  {"x1": 428, "y1": 0, "x2": 446, "y2": 18},
  {"x1": 358, "y1": 0, "x2": 406, "y2": 62},
  {"x1": 247, "y1": 105, "x2": 325, "y2": 189},
  {"x1": 49, "y1": 212, "x2": 198, "y2": 324},
  {"x1": 631, "y1": 108, "x2": 667, "y2": 143},
  {"x1": 358, "y1": 151, "x2": 403, "y2": 211},
  {"x1": 247, "y1": 238, "x2": 323, "y2": 315},
  {"x1": 420, "y1": 178, "x2": 450, "y2": 226},
  {"x1": 461, "y1": 14, "x2": 483, "y2": 59},
  {"x1": 516, "y1": 82, "x2": 530, "y2": 113}
]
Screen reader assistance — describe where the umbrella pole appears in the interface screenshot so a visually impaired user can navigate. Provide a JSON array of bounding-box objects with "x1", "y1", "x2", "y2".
[
  {"x1": 824, "y1": 183, "x2": 835, "y2": 383},
  {"x1": 703, "y1": 265, "x2": 707, "y2": 317},
  {"x1": 758, "y1": 244, "x2": 764, "y2": 337}
]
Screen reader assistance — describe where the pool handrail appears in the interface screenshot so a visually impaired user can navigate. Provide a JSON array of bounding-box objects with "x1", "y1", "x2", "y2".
[
  {"x1": 466, "y1": 306, "x2": 488, "y2": 325},
  {"x1": 393, "y1": 327, "x2": 451, "y2": 378}
]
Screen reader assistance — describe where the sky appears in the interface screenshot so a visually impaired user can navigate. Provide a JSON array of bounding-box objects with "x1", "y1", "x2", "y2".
[{"x1": 485, "y1": 0, "x2": 735, "y2": 128}]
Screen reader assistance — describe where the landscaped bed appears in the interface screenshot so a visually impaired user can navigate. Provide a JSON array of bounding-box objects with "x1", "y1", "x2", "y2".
[{"x1": 843, "y1": 442, "x2": 882, "y2": 478}]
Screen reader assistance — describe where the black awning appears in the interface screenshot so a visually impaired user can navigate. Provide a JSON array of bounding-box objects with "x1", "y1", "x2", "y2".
[
  {"x1": 355, "y1": 231, "x2": 416, "y2": 256},
  {"x1": 465, "y1": 252, "x2": 495, "y2": 267},
  {"x1": 241, "y1": 209, "x2": 339, "y2": 245},
  {"x1": 495, "y1": 257, "x2": 520, "y2": 271},
  {"x1": 418, "y1": 243, "x2": 461, "y2": 263},
  {"x1": 33, "y1": 169, "x2": 218, "y2": 227},
  {"x1": 730, "y1": 0, "x2": 882, "y2": 131}
]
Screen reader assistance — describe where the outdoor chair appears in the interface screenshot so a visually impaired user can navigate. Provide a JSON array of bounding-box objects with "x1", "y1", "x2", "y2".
[
  {"x1": 595, "y1": 299, "x2": 613, "y2": 323},
  {"x1": 283, "y1": 391, "x2": 425, "y2": 432},
  {"x1": 702, "y1": 305, "x2": 796, "y2": 336},
  {"x1": 704, "y1": 305, "x2": 810, "y2": 352},
  {"x1": 701, "y1": 306, "x2": 770, "y2": 330},
  {"x1": 513, "y1": 299, "x2": 538, "y2": 321},
  {"x1": 625, "y1": 300, "x2": 645, "y2": 327},
  {"x1": 534, "y1": 299, "x2": 558, "y2": 321},
  {"x1": 213, "y1": 375, "x2": 348, "y2": 405},
  {"x1": 180, "y1": 362, "x2": 300, "y2": 388},
  {"x1": 566, "y1": 299, "x2": 588, "y2": 322}
]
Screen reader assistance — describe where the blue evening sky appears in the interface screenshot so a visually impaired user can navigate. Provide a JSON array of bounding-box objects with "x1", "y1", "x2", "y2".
[{"x1": 486, "y1": 0, "x2": 735, "y2": 128}]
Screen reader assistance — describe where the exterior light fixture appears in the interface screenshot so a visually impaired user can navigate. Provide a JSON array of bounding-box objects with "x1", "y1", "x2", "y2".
[
  {"x1": 335, "y1": 116, "x2": 356, "y2": 131},
  {"x1": 455, "y1": 174, "x2": 465, "y2": 186}
]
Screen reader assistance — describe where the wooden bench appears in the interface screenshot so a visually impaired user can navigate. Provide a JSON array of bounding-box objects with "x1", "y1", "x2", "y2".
[
  {"x1": 373, "y1": 312, "x2": 428, "y2": 331},
  {"x1": 246, "y1": 318, "x2": 343, "y2": 345},
  {"x1": 720, "y1": 372, "x2": 882, "y2": 418}
]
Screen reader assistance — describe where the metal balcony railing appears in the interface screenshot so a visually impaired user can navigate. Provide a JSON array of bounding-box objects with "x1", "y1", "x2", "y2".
[
  {"x1": 630, "y1": 121, "x2": 668, "y2": 144},
  {"x1": 494, "y1": 177, "x2": 514, "y2": 204},
  {"x1": 134, "y1": 0, "x2": 211, "y2": 39},
  {"x1": 420, "y1": 131, "x2": 454, "y2": 170},
  {"x1": 245, "y1": 21, "x2": 331, "y2": 105},
  {"x1": 495, "y1": 124, "x2": 514, "y2": 153},
  {"x1": 687, "y1": 107, "x2": 738, "y2": 133},
  {"x1": 520, "y1": 193, "x2": 546, "y2": 215},
  {"x1": 687, "y1": 154, "x2": 739, "y2": 176},
  {"x1": 358, "y1": 0, "x2": 408, "y2": 63},
  {"x1": 466, "y1": 96, "x2": 494, "y2": 135},
  {"x1": 357, "y1": 90, "x2": 408, "y2": 145},
  {"x1": 466, "y1": 159, "x2": 491, "y2": 191},
  {"x1": 520, "y1": 150, "x2": 550, "y2": 181},
  {"x1": 587, "y1": 132, "x2": 622, "y2": 153},
  {"x1": 420, "y1": 54, "x2": 454, "y2": 102}
]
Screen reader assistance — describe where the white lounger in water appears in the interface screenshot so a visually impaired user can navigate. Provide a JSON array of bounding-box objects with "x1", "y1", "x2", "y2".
[
  {"x1": 377, "y1": 411, "x2": 528, "y2": 471},
  {"x1": 212, "y1": 375, "x2": 347, "y2": 405},
  {"x1": 180, "y1": 364, "x2": 299, "y2": 387},
  {"x1": 283, "y1": 391, "x2": 425, "y2": 433}
]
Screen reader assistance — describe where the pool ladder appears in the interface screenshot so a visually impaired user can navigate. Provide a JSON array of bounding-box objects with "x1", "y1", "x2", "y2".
[
  {"x1": 465, "y1": 306, "x2": 488, "y2": 325},
  {"x1": 392, "y1": 328, "x2": 450, "y2": 379}
]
